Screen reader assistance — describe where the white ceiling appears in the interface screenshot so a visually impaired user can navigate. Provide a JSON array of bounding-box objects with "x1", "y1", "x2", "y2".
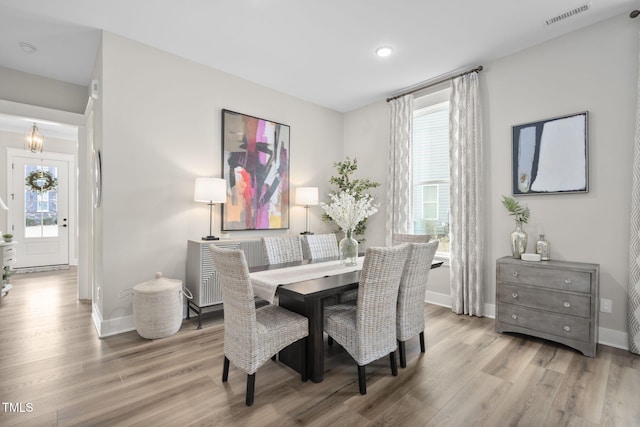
[{"x1": 0, "y1": 0, "x2": 637, "y2": 114}]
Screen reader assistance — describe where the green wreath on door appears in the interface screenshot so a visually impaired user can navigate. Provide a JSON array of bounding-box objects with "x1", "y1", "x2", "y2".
[{"x1": 25, "y1": 170, "x2": 57, "y2": 193}]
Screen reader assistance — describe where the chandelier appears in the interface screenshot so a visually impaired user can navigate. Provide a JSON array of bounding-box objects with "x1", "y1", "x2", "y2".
[{"x1": 25, "y1": 123, "x2": 44, "y2": 153}]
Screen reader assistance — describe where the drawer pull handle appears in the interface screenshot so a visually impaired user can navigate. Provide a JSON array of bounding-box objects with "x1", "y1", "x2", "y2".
[
  {"x1": 563, "y1": 325, "x2": 571, "y2": 332},
  {"x1": 564, "y1": 279, "x2": 572, "y2": 285},
  {"x1": 511, "y1": 314, "x2": 518, "y2": 320},
  {"x1": 512, "y1": 292, "x2": 518, "y2": 299},
  {"x1": 563, "y1": 301, "x2": 571, "y2": 308},
  {"x1": 512, "y1": 272, "x2": 519, "y2": 277}
]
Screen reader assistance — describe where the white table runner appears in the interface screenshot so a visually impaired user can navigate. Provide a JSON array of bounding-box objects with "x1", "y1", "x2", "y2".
[{"x1": 250, "y1": 257, "x2": 364, "y2": 304}]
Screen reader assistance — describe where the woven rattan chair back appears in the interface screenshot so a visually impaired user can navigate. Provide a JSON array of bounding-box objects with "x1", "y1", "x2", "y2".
[
  {"x1": 262, "y1": 236, "x2": 304, "y2": 265},
  {"x1": 210, "y1": 244, "x2": 309, "y2": 406},
  {"x1": 303, "y1": 233, "x2": 339, "y2": 260},
  {"x1": 396, "y1": 240, "x2": 439, "y2": 366},
  {"x1": 209, "y1": 245, "x2": 258, "y2": 367},
  {"x1": 324, "y1": 244, "x2": 409, "y2": 394},
  {"x1": 355, "y1": 245, "x2": 409, "y2": 363},
  {"x1": 392, "y1": 233, "x2": 431, "y2": 246}
]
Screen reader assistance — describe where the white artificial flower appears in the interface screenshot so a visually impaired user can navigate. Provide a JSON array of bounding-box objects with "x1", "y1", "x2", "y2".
[{"x1": 320, "y1": 190, "x2": 379, "y2": 233}]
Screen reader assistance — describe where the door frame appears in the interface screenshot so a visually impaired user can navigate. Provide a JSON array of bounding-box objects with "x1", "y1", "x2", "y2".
[
  {"x1": 6, "y1": 148, "x2": 77, "y2": 268},
  {"x1": 0, "y1": 99, "x2": 88, "y2": 300}
]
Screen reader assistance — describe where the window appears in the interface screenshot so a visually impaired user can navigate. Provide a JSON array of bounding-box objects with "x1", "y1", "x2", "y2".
[
  {"x1": 24, "y1": 165, "x2": 59, "y2": 238},
  {"x1": 37, "y1": 192, "x2": 50, "y2": 213},
  {"x1": 412, "y1": 89, "x2": 450, "y2": 254},
  {"x1": 422, "y1": 184, "x2": 438, "y2": 220}
]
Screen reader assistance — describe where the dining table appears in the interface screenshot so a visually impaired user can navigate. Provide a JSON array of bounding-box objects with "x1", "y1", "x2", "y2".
[{"x1": 249, "y1": 257, "x2": 443, "y2": 383}]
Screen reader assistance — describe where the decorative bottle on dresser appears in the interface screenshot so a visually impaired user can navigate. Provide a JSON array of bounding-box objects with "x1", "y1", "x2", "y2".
[{"x1": 536, "y1": 235, "x2": 550, "y2": 261}]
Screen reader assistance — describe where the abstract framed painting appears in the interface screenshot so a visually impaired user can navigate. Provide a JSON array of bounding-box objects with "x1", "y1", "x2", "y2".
[
  {"x1": 512, "y1": 111, "x2": 588, "y2": 195},
  {"x1": 221, "y1": 109, "x2": 290, "y2": 230}
]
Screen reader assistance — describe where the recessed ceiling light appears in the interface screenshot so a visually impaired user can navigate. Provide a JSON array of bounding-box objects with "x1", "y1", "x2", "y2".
[
  {"x1": 375, "y1": 46, "x2": 393, "y2": 58},
  {"x1": 19, "y1": 42, "x2": 37, "y2": 53}
]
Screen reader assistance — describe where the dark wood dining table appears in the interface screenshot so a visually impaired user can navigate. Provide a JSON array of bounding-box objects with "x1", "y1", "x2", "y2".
[{"x1": 250, "y1": 258, "x2": 443, "y2": 383}]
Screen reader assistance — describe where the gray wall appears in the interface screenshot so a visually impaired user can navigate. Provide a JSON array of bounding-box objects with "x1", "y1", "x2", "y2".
[
  {"x1": 344, "y1": 12, "x2": 637, "y2": 345},
  {"x1": 0, "y1": 66, "x2": 88, "y2": 114},
  {"x1": 93, "y1": 32, "x2": 345, "y2": 334}
]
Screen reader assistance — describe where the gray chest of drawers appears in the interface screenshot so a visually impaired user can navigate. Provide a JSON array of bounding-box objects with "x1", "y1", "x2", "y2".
[{"x1": 495, "y1": 256, "x2": 599, "y2": 357}]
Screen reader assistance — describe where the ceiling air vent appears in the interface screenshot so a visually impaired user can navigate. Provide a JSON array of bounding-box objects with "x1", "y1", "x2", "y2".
[{"x1": 545, "y1": 2, "x2": 591, "y2": 25}]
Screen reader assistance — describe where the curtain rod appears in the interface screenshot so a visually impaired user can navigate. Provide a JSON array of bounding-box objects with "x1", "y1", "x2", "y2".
[{"x1": 386, "y1": 65, "x2": 483, "y2": 103}]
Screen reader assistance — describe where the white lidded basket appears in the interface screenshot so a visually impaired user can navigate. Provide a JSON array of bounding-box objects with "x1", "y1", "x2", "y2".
[{"x1": 121, "y1": 272, "x2": 192, "y2": 339}]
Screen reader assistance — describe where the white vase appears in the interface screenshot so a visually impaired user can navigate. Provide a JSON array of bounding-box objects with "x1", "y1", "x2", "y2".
[{"x1": 339, "y1": 230, "x2": 358, "y2": 266}]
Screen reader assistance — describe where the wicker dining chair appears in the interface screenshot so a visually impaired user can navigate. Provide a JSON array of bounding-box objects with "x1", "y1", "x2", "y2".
[
  {"x1": 336, "y1": 234, "x2": 431, "y2": 305},
  {"x1": 323, "y1": 244, "x2": 409, "y2": 395},
  {"x1": 210, "y1": 244, "x2": 309, "y2": 406},
  {"x1": 302, "y1": 233, "x2": 340, "y2": 260},
  {"x1": 392, "y1": 233, "x2": 431, "y2": 245},
  {"x1": 396, "y1": 240, "x2": 439, "y2": 368},
  {"x1": 262, "y1": 236, "x2": 304, "y2": 265}
]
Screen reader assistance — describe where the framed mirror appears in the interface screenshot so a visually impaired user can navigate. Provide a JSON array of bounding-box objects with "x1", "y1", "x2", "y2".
[
  {"x1": 93, "y1": 149, "x2": 102, "y2": 208},
  {"x1": 512, "y1": 111, "x2": 588, "y2": 195}
]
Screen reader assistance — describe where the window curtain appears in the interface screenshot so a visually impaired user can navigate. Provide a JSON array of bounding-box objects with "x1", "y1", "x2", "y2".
[
  {"x1": 449, "y1": 72, "x2": 484, "y2": 316},
  {"x1": 385, "y1": 95, "x2": 414, "y2": 246},
  {"x1": 628, "y1": 33, "x2": 640, "y2": 355}
]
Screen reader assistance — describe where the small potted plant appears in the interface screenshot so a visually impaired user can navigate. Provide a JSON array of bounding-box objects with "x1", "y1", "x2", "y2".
[{"x1": 2, "y1": 233, "x2": 13, "y2": 243}]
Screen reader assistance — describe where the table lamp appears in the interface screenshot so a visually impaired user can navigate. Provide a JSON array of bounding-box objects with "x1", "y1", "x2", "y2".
[
  {"x1": 295, "y1": 187, "x2": 318, "y2": 235},
  {"x1": 194, "y1": 178, "x2": 227, "y2": 241}
]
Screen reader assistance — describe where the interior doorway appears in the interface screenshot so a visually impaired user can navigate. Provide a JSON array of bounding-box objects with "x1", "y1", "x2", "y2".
[
  {"x1": 0, "y1": 109, "x2": 87, "y2": 299},
  {"x1": 7, "y1": 150, "x2": 74, "y2": 268}
]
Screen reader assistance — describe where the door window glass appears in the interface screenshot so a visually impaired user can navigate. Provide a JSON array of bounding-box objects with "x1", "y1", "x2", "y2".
[{"x1": 24, "y1": 165, "x2": 59, "y2": 238}]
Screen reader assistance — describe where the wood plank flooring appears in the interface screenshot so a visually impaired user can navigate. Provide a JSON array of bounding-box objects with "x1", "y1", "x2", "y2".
[{"x1": 1, "y1": 268, "x2": 639, "y2": 426}]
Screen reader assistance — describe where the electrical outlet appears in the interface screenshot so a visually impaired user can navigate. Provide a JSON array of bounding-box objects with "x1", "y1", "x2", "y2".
[
  {"x1": 96, "y1": 286, "x2": 101, "y2": 300},
  {"x1": 600, "y1": 298, "x2": 612, "y2": 313}
]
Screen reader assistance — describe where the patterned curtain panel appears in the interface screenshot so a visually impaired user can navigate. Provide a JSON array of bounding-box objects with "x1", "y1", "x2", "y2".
[
  {"x1": 385, "y1": 95, "x2": 414, "y2": 246},
  {"x1": 449, "y1": 72, "x2": 484, "y2": 316},
  {"x1": 628, "y1": 33, "x2": 640, "y2": 355}
]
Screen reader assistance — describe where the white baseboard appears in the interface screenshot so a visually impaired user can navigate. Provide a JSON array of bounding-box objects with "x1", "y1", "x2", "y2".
[
  {"x1": 91, "y1": 304, "x2": 197, "y2": 338},
  {"x1": 425, "y1": 291, "x2": 451, "y2": 308},
  {"x1": 425, "y1": 291, "x2": 496, "y2": 318},
  {"x1": 91, "y1": 303, "x2": 135, "y2": 338},
  {"x1": 425, "y1": 293, "x2": 629, "y2": 350},
  {"x1": 598, "y1": 326, "x2": 629, "y2": 350},
  {"x1": 483, "y1": 303, "x2": 496, "y2": 319},
  {"x1": 91, "y1": 302, "x2": 102, "y2": 336},
  {"x1": 90, "y1": 292, "x2": 632, "y2": 350}
]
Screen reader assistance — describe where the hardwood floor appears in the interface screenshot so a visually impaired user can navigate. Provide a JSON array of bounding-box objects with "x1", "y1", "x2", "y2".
[{"x1": 1, "y1": 269, "x2": 639, "y2": 426}]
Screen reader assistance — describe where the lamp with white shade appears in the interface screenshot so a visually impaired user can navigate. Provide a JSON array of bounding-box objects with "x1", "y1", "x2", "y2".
[
  {"x1": 194, "y1": 177, "x2": 227, "y2": 241},
  {"x1": 295, "y1": 187, "x2": 318, "y2": 235}
]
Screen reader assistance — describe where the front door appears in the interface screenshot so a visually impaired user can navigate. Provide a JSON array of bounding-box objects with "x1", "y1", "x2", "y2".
[{"x1": 9, "y1": 153, "x2": 70, "y2": 268}]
